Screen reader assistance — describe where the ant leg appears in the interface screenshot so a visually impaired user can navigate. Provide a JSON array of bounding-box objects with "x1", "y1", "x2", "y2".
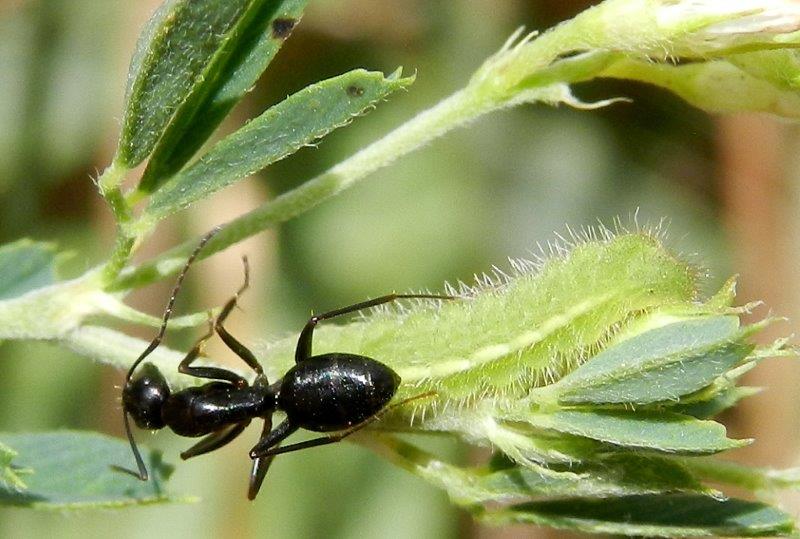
[
  {"x1": 295, "y1": 293, "x2": 457, "y2": 363},
  {"x1": 179, "y1": 317, "x2": 248, "y2": 387},
  {"x1": 180, "y1": 420, "x2": 250, "y2": 460},
  {"x1": 114, "y1": 412, "x2": 150, "y2": 480},
  {"x1": 120, "y1": 226, "x2": 221, "y2": 482},
  {"x1": 248, "y1": 418, "x2": 298, "y2": 459},
  {"x1": 248, "y1": 417, "x2": 277, "y2": 500},
  {"x1": 250, "y1": 392, "x2": 436, "y2": 459},
  {"x1": 126, "y1": 226, "x2": 221, "y2": 382},
  {"x1": 214, "y1": 256, "x2": 264, "y2": 376}
]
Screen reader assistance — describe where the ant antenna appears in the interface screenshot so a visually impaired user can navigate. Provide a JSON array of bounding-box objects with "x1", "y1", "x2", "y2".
[{"x1": 121, "y1": 225, "x2": 222, "y2": 481}]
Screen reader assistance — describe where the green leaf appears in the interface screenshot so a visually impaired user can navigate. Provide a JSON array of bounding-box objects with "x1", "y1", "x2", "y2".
[
  {"x1": 139, "y1": 69, "x2": 413, "y2": 226},
  {"x1": 0, "y1": 239, "x2": 56, "y2": 300},
  {"x1": 115, "y1": 0, "x2": 267, "y2": 169},
  {"x1": 382, "y1": 438, "x2": 708, "y2": 504},
  {"x1": 0, "y1": 432, "x2": 179, "y2": 508},
  {"x1": 538, "y1": 316, "x2": 751, "y2": 405},
  {"x1": 527, "y1": 409, "x2": 746, "y2": 454},
  {"x1": 481, "y1": 494, "x2": 795, "y2": 537},
  {"x1": 139, "y1": 0, "x2": 309, "y2": 192},
  {"x1": 450, "y1": 457, "x2": 707, "y2": 501}
]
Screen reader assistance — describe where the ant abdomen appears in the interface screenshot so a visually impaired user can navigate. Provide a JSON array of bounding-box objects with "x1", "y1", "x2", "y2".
[
  {"x1": 122, "y1": 363, "x2": 170, "y2": 430},
  {"x1": 278, "y1": 353, "x2": 401, "y2": 432}
]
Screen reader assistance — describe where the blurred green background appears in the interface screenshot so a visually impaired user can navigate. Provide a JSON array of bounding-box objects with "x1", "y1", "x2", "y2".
[{"x1": 2, "y1": 1, "x2": 799, "y2": 538}]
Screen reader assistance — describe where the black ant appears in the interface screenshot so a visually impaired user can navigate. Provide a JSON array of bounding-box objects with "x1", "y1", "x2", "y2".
[{"x1": 120, "y1": 228, "x2": 455, "y2": 499}]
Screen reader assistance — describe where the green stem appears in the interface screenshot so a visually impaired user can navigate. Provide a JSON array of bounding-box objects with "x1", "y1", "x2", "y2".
[
  {"x1": 100, "y1": 233, "x2": 136, "y2": 286},
  {"x1": 96, "y1": 161, "x2": 139, "y2": 285},
  {"x1": 111, "y1": 88, "x2": 494, "y2": 290}
]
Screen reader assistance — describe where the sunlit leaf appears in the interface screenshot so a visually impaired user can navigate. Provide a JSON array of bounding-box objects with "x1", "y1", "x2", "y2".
[
  {"x1": 139, "y1": 0, "x2": 309, "y2": 190},
  {"x1": 140, "y1": 69, "x2": 413, "y2": 225},
  {"x1": 115, "y1": 0, "x2": 266, "y2": 168},
  {"x1": 538, "y1": 316, "x2": 751, "y2": 405}
]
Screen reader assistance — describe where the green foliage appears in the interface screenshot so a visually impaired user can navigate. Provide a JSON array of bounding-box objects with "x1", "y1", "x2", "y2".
[
  {"x1": 0, "y1": 432, "x2": 176, "y2": 508},
  {"x1": 527, "y1": 409, "x2": 745, "y2": 454},
  {"x1": 139, "y1": 69, "x2": 413, "y2": 228},
  {"x1": 3, "y1": 0, "x2": 800, "y2": 537},
  {"x1": 250, "y1": 229, "x2": 794, "y2": 536},
  {"x1": 258, "y1": 233, "x2": 704, "y2": 402},
  {"x1": 138, "y1": 0, "x2": 309, "y2": 190},
  {"x1": 115, "y1": 0, "x2": 307, "y2": 172}
]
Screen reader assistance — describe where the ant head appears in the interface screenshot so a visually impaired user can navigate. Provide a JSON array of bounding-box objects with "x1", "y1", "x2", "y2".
[{"x1": 123, "y1": 363, "x2": 170, "y2": 430}]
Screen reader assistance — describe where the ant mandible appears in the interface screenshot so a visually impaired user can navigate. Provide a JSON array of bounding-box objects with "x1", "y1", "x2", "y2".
[{"x1": 120, "y1": 227, "x2": 455, "y2": 499}]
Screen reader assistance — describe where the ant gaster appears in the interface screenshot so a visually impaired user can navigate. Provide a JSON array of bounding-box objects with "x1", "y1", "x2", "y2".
[{"x1": 120, "y1": 227, "x2": 454, "y2": 499}]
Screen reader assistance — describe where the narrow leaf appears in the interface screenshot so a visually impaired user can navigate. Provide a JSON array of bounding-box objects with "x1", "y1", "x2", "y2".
[
  {"x1": 539, "y1": 316, "x2": 751, "y2": 405},
  {"x1": 139, "y1": 0, "x2": 309, "y2": 191},
  {"x1": 0, "y1": 432, "x2": 179, "y2": 508},
  {"x1": 115, "y1": 0, "x2": 262, "y2": 168},
  {"x1": 528, "y1": 409, "x2": 746, "y2": 454},
  {"x1": 141, "y1": 69, "x2": 413, "y2": 225},
  {"x1": 481, "y1": 494, "x2": 795, "y2": 537},
  {"x1": 0, "y1": 239, "x2": 56, "y2": 300}
]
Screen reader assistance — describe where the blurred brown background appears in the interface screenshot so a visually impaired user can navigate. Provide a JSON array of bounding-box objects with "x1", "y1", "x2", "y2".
[{"x1": 1, "y1": 1, "x2": 799, "y2": 537}]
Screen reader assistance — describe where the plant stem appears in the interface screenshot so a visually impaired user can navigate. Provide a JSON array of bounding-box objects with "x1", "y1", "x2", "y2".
[
  {"x1": 101, "y1": 233, "x2": 136, "y2": 286},
  {"x1": 95, "y1": 162, "x2": 139, "y2": 285},
  {"x1": 112, "y1": 87, "x2": 494, "y2": 290}
]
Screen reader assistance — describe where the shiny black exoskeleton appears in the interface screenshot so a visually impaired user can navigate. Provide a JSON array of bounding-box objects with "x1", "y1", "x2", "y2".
[{"x1": 120, "y1": 228, "x2": 451, "y2": 499}]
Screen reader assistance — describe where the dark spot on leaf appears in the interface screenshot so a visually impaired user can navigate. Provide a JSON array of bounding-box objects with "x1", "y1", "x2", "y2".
[
  {"x1": 347, "y1": 86, "x2": 365, "y2": 98},
  {"x1": 272, "y1": 18, "x2": 296, "y2": 39}
]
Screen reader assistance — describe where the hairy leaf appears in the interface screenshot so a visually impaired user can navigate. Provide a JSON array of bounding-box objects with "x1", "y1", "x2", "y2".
[
  {"x1": 537, "y1": 316, "x2": 752, "y2": 405},
  {"x1": 258, "y1": 232, "x2": 700, "y2": 406},
  {"x1": 526, "y1": 409, "x2": 746, "y2": 454}
]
